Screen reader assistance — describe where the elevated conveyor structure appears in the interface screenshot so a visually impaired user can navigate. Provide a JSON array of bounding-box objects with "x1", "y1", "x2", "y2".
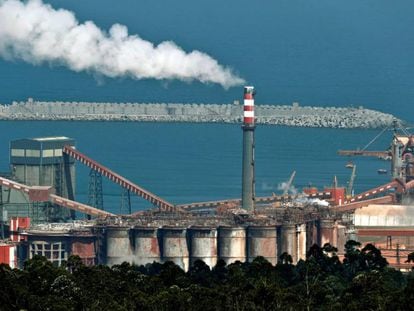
[
  {"x1": 344, "y1": 179, "x2": 405, "y2": 204},
  {"x1": 403, "y1": 179, "x2": 414, "y2": 191},
  {"x1": 49, "y1": 194, "x2": 115, "y2": 217},
  {"x1": 62, "y1": 145, "x2": 177, "y2": 212},
  {"x1": 0, "y1": 176, "x2": 51, "y2": 202},
  {"x1": 0, "y1": 176, "x2": 114, "y2": 217},
  {"x1": 177, "y1": 191, "x2": 333, "y2": 211},
  {"x1": 331, "y1": 195, "x2": 395, "y2": 213}
]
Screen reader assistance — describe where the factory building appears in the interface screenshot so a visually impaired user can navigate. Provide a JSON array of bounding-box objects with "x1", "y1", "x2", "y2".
[
  {"x1": 0, "y1": 86, "x2": 414, "y2": 271},
  {"x1": 1, "y1": 137, "x2": 76, "y2": 223},
  {"x1": 13, "y1": 222, "x2": 97, "y2": 266},
  {"x1": 10, "y1": 219, "x2": 348, "y2": 271}
]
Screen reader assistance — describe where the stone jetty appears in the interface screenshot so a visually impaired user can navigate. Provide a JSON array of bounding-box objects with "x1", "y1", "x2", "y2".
[{"x1": 0, "y1": 99, "x2": 397, "y2": 129}]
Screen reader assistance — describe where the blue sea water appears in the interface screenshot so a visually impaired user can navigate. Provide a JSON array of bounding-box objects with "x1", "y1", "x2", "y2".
[
  {"x1": 1, "y1": 0, "x2": 413, "y2": 120},
  {"x1": 0, "y1": 121, "x2": 392, "y2": 214},
  {"x1": 0, "y1": 0, "x2": 413, "y2": 213}
]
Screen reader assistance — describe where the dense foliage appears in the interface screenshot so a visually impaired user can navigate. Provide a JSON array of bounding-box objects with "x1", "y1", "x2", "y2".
[{"x1": 1, "y1": 241, "x2": 414, "y2": 310}]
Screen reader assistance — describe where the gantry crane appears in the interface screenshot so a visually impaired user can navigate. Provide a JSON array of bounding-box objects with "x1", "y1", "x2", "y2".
[{"x1": 338, "y1": 120, "x2": 414, "y2": 181}]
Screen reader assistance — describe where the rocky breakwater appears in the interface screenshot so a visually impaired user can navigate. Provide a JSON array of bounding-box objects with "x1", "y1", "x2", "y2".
[{"x1": 0, "y1": 99, "x2": 398, "y2": 129}]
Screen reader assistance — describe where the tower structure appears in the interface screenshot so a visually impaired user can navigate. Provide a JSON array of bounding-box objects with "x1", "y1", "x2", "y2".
[
  {"x1": 241, "y1": 86, "x2": 256, "y2": 211},
  {"x1": 9, "y1": 136, "x2": 76, "y2": 221}
]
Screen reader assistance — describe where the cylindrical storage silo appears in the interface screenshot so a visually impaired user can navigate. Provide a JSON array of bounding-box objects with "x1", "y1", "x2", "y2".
[
  {"x1": 319, "y1": 219, "x2": 335, "y2": 247},
  {"x1": 218, "y1": 226, "x2": 246, "y2": 264},
  {"x1": 306, "y1": 221, "x2": 318, "y2": 250},
  {"x1": 279, "y1": 224, "x2": 298, "y2": 263},
  {"x1": 106, "y1": 227, "x2": 133, "y2": 266},
  {"x1": 336, "y1": 224, "x2": 347, "y2": 255},
  {"x1": 297, "y1": 224, "x2": 307, "y2": 261},
  {"x1": 160, "y1": 227, "x2": 189, "y2": 271},
  {"x1": 189, "y1": 227, "x2": 218, "y2": 268},
  {"x1": 133, "y1": 227, "x2": 161, "y2": 266},
  {"x1": 247, "y1": 226, "x2": 277, "y2": 265}
]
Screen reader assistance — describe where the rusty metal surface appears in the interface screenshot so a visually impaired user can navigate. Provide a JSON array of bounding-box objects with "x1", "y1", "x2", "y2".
[
  {"x1": 357, "y1": 228, "x2": 414, "y2": 236},
  {"x1": 246, "y1": 226, "x2": 277, "y2": 265},
  {"x1": 319, "y1": 219, "x2": 335, "y2": 247},
  {"x1": 335, "y1": 225, "x2": 347, "y2": 254},
  {"x1": 161, "y1": 227, "x2": 189, "y2": 271},
  {"x1": 133, "y1": 227, "x2": 161, "y2": 266},
  {"x1": 279, "y1": 224, "x2": 298, "y2": 263},
  {"x1": 0, "y1": 176, "x2": 52, "y2": 201},
  {"x1": 306, "y1": 221, "x2": 319, "y2": 250},
  {"x1": 71, "y1": 237, "x2": 96, "y2": 266},
  {"x1": 50, "y1": 194, "x2": 115, "y2": 217},
  {"x1": 297, "y1": 224, "x2": 307, "y2": 261},
  {"x1": 338, "y1": 150, "x2": 390, "y2": 157},
  {"x1": 189, "y1": 227, "x2": 218, "y2": 268},
  {"x1": 105, "y1": 227, "x2": 133, "y2": 266},
  {"x1": 345, "y1": 179, "x2": 404, "y2": 204},
  {"x1": 218, "y1": 227, "x2": 246, "y2": 264},
  {"x1": 331, "y1": 195, "x2": 394, "y2": 212}
]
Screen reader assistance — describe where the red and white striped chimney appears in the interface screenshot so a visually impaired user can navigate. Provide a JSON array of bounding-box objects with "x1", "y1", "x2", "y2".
[
  {"x1": 241, "y1": 86, "x2": 256, "y2": 211},
  {"x1": 243, "y1": 86, "x2": 255, "y2": 125}
]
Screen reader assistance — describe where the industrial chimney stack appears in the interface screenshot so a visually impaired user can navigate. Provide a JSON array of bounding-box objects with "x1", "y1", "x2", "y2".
[{"x1": 241, "y1": 86, "x2": 255, "y2": 211}]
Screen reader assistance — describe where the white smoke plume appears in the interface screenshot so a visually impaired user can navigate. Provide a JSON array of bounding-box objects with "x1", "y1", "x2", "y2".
[
  {"x1": 0, "y1": 0, "x2": 244, "y2": 88},
  {"x1": 294, "y1": 197, "x2": 330, "y2": 207},
  {"x1": 277, "y1": 181, "x2": 298, "y2": 195}
]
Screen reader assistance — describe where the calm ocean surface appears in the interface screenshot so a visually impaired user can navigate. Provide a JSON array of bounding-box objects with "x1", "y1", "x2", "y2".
[
  {"x1": 0, "y1": 0, "x2": 412, "y2": 213},
  {"x1": 0, "y1": 121, "x2": 392, "y2": 213}
]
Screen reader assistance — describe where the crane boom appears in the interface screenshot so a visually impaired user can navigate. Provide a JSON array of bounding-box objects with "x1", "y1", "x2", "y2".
[
  {"x1": 338, "y1": 150, "x2": 390, "y2": 158},
  {"x1": 283, "y1": 171, "x2": 296, "y2": 195},
  {"x1": 347, "y1": 165, "x2": 356, "y2": 196}
]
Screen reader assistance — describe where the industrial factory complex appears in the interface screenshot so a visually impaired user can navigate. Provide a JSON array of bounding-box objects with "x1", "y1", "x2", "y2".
[{"x1": 1, "y1": 86, "x2": 414, "y2": 271}]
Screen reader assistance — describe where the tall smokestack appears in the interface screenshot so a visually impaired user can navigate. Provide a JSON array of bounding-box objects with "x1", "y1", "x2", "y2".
[{"x1": 241, "y1": 86, "x2": 255, "y2": 211}]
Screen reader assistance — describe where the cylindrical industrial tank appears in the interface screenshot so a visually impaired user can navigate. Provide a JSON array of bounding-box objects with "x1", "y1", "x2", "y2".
[
  {"x1": 105, "y1": 227, "x2": 133, "y2": 266},
  {"x1": 319, "y1": 219, "x2": 336, "y2": 247},
  {"x1": 279, "y1": 224, "x2": 298, "y2": 263},
  {"x1": 336, "y1": 224, "x2": 347, "y2": 255},
  {"x1": 133, "y1": 227, "x2": 161, "y2": 266},
  {"x1": 218, "y1": 226, "x2": 246, "y2": 264},
  {"x1": 296, "y1": 224, "x2": 307, "y2": 261},
  {"x1": 189, "y1": 227, "x2": 217, "y2": 268},
  {"x1": 160, "y1": 227, "x2": 189, "y2": 271},
  {"x1": 247, "y1": 226, "x2": 277, "y2": 265},
  {"x1": 306, "y1": 221, "x2": 318, "y2": 250}
]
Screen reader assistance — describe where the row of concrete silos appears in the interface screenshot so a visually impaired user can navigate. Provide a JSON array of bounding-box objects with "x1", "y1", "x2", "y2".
[{"x1": 104, "y1": 222, "x2": 344, "y2": 271}]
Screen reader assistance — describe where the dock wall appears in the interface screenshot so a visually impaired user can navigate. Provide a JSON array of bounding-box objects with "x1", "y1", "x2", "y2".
[{"x1": 0, "y1": 100, "x2": 397, "y2": 128}]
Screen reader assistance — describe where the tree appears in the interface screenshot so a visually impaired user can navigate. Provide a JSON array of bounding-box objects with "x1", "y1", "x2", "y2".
[{"x1": 360, "y1": 243, "x2": 388, "y2": 271}]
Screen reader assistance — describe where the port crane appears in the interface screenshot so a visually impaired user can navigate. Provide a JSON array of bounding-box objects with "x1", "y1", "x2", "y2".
[
  {"x1": 283, "y1": 171, "x2": 296, "y2": 195},
  {"x1": 338, "y1": 124, "x2": 391, "y2": 159},
  {"x1": 346, "y1": 165, "x2": 356, "y2": 198},
  {"x1": 338, "y1": 120, "x2": 414, "y2": 180}
]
